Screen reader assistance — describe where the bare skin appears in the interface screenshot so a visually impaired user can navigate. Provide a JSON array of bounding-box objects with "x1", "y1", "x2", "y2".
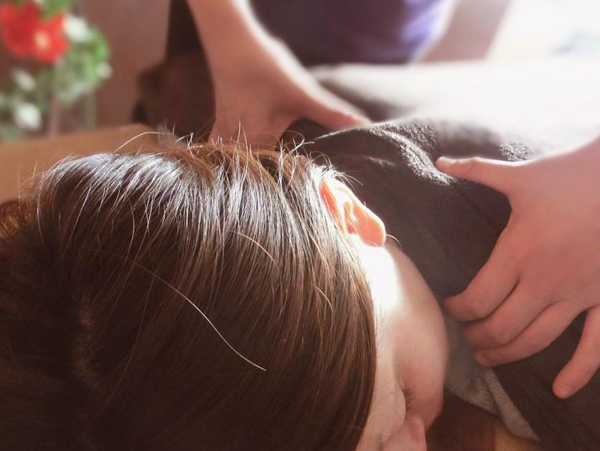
[{"x1": 187, "y1": 0, "x2": 369, "y2": 147}]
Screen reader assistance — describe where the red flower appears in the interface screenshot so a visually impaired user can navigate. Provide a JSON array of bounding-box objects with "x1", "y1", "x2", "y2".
[{"x1": 0, "y1": 2, "x2": 69, "y2": 64}]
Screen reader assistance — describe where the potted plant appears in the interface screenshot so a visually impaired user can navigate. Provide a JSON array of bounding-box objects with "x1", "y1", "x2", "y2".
[{"x1": 0, "y1": 0, "x2": 111, "y2": 140}]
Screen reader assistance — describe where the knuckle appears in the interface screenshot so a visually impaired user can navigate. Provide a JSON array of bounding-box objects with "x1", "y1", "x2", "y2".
[
  {"x1": 579, "y1": 335, "x2": 600, "y2": 372},
  {"x1": 463, "y1": 299, "x2": 489, "y2": 319},
  {"x1": 591, "y1": 337, "x2": 600, "y2": 354},
  {"x1": 486, "y1": 324, "x2": 514, "y2": 345},
  {"x1": 500, "y1": 239, "x2": 523, "y2": 266},
  {"x1": 503, "y1": 248, "x2": 520, "y2": 268},
  {"x1": 461, "y1": 157, "x2": 481, "y2": 174},
  {"x1": 484, "y1": 349, "x2": 507, "y2": 365},
  {"x1": 526, "y1": 332, "x2": 551, "y2": 355},
  {"x1": 572, "y1": 363, "x2": 597, "y2": 383},
  {"x1": 585, "y1": 326, "x2": 600, "y2": 347}
]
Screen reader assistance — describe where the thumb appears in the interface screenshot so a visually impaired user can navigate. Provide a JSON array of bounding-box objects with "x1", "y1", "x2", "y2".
[
  {"x1": 209, "y1": 115, "x2": 284, "y2": 148},
  {"x1": 208, "y1": 126, "x2": 222, "y2": 144},
  {"x1": 304, "y1": 96, "x2": 371, "y2": 131},
  {"x1": 436, "y1": 156, "x2": 520, "y2": 194},
  {"x1": 209, "y1": 114, "x2": 241, "y2": 144}
]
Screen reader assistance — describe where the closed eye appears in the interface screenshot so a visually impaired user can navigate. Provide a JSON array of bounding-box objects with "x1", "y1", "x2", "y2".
[{"x1": 402, "y1": 387, "x2": 415, "y2": 413}]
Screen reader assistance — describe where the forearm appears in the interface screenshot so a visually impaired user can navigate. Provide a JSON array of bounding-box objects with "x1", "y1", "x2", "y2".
[
  {"x1": 541, "y1": 134, "x2": 600, "y2": 185},
  {"x1": 183, "y1": 0, "x2": 367, "y2": 144},
  {"x1": 186, "y1": 0, "x2": 272, "y2": 64}
]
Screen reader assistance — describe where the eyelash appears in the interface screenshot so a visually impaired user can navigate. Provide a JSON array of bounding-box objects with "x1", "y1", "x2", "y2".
[{"x1": 402, "y1": 388, "x2": 415, "y2": 413}]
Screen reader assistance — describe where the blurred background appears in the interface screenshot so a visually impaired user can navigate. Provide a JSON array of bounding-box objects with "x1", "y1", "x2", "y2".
[{"x1": 0, "y1": 0, "x2": 599, "y2": 141}]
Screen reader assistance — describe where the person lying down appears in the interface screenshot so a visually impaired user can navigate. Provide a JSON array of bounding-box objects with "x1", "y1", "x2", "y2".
[{"x1": 0, "y1": 118, "x2": 595, "y2": 450}]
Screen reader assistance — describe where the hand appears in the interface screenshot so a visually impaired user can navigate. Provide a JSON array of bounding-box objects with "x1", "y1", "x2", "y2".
[
  {"x1": 207, "y1": 34, "x2": 369, "y2": 146},
  {"x1": 436, "y1": 138, "x2": 600, "y2": 398}
]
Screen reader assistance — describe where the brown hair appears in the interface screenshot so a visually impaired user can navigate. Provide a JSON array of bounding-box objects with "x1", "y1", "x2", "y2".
[{"x1": 0, "y1": 138, "x2": 376, "y2": 450}]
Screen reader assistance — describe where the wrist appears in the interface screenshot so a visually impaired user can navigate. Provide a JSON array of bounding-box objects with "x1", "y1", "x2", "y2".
[
  {"x1": 560, "y1": 135, "x2": 600, "y2": 197},
  {"x1": 542, "y1": 135, "x2": 600, "y2": 170},
  {"x1": 575, "y1": 135, "x2": 600, "y2": 164},
  {"x1": 558, "y1": 136, "x2": 600, "y2": 184}
]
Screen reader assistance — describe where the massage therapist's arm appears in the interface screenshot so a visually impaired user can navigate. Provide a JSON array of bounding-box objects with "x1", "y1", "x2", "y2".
[
  {"x1": 436, "y1": 136, "x2": 600, "y2": 399},
  {"x1": 186, "y1": 0, "x2": 368, "y2": 146}
]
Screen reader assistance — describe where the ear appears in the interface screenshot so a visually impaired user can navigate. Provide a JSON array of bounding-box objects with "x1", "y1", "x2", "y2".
[{"x1": 320, "y1": 178, "x2": 386, "y2": 247}]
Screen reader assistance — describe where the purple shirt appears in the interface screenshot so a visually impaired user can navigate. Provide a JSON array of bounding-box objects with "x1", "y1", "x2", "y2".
[{"x1": 252, "y1": 0, "x2": 454, "y2": 65}]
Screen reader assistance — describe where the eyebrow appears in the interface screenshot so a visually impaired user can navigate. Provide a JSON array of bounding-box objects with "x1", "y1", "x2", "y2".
[{"x1": 377, "y1": 436, "x2": 385, "y2": 451}]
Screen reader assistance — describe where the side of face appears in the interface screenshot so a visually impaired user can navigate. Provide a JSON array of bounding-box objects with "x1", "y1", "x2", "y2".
[{"x1": 321, "y1": 179, "x2": 449, "y2": 451}]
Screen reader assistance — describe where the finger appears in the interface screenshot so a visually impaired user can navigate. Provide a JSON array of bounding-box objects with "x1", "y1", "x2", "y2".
[
  {"x1": 444, "y1": 238, "x2": 519, "y2": 321},
  {"x1": 553, "y1": 306, "x2": 600, "y2": 398},
  {"x1": 464, "y1": 283, "x2": 551, "y2": 348},
  {"x1": 304, "y1": 96, "x2": 370, "y2": 131},
  {"x1": 474, "y1": 300, "x2": 580, "y2": 367},
  {"x1": 208, "y1": 127, "x2": 222, "y2": 144},
  {"x1": 210, "y1": 116, "x2": 286, "y2": 148},
  {"x1": 436, "y1": 156, "x2": 521, "y2": 195},
  {"x1": 209, "y1": 115, "x2": 242, "y2": 144}
]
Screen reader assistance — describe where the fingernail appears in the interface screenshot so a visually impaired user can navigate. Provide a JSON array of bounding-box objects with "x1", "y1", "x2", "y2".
[
  {"x1": 555, "y1": 384, "x2": 573, "y2": 398},
  {"x1": 436, "y1": 157, "x2": 456, "y2": 168}
]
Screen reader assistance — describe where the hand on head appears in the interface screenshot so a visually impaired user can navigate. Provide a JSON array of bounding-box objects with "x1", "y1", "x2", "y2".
[
  {"x1": 437, "y1": 137, "x2": 600, "y2": 399},
  {"x1": 208, "y1": 36, "x2": 369, "y2": 147}
]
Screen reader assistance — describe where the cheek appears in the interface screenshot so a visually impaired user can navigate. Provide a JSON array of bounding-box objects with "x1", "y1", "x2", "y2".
[
  {"x1": 401, "y1": 300, "x2": 448, "y2": 427},
  {"x1": 423, "y1": 299, "x2": 450, "y2": 375}
]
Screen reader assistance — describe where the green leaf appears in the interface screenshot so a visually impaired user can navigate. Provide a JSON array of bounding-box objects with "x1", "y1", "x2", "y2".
[
  {"x1": 5, "y1": 0, "x2": 28, "y2": 7},
  {"x1": 0, "y1": 4, "x2": 113, "y2": 134},
  {"x1": 42, "y1": 0, "x2": 76, "y2": 19},
  {"x1": 90, "y1": 29, "x2": 111, "y2": 62}
]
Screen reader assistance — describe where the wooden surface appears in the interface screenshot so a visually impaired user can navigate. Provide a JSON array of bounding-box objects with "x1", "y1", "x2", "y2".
[{"x1": 0, "y1": 124, "x2": 156, "y2": 203}]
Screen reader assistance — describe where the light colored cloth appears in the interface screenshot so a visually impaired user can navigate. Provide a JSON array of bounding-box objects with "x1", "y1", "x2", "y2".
[{"x1": 444, "y1": 314, "x2": 540, "y2": 442}]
